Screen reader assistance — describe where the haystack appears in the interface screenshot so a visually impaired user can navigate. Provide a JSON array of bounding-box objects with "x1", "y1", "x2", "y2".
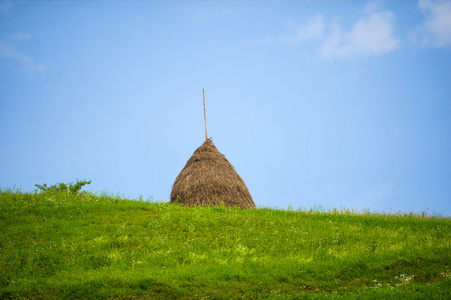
[{"x1": 170, "y1": 139, "x2": 256, "y2": 209}]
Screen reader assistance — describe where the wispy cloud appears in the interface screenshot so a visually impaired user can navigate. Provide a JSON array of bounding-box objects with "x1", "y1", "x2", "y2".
[
  {"x1": 362, "y1": 182, "x2": 393, "y2": 200},
  {"x1": 326, "y1": 182, "x2": 349, "y2": 194},
  {"x1": 265, "y1": 14, "x2": 324, "y2": 44},
  {"x1": 0, "y1": 0, "x2": 13, "y2": 14},
  {"x1": 0, "y1": 40, "x2": 46, "y2": 73},
  {"x1": 321, "y1": 10, "x2": 399, "y2": 59},
  {"x1": 11, "y1": 31, "x2": 32, "y2": 42},
  {"x1": 417, "y1": 0, "x2": 451, "y2": 47},
  {"x1": 265, "y1": 2, "x2": 399, "y2": 60}
]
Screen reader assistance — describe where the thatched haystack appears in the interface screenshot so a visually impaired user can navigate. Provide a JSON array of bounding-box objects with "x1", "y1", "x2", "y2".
[{"x1": 170, "y1": 139, "x2": 256, "y2": 209}]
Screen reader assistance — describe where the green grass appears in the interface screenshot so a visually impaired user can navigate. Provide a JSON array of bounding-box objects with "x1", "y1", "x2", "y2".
[{"x1": 1, "y1": 189, "x2": 450, "y2": 299}]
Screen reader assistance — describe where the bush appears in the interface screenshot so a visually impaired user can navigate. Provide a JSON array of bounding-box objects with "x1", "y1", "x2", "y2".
[{"x1": 35, "y1": 179, "x2": 91, "y2": 194}]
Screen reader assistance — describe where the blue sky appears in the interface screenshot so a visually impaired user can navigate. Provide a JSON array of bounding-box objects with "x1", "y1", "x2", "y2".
[{"x1": 1, "y1": 0, "x2": 450, "y2": 215}]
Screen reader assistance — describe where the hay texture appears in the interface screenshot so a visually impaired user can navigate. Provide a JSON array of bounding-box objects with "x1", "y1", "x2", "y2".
[{"x1": 171, "y1": 139, "x2": 256, "y2": 209}]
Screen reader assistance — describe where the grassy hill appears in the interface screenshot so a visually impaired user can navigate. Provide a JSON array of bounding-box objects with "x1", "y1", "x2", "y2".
[{"x1": 0, "y1": 190, "x2": 450, "y2": 299}]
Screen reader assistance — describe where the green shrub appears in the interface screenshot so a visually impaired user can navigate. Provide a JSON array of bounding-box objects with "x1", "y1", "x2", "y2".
[{"x1": 35, "y1": 179, "x2": 91, "y2": 194}]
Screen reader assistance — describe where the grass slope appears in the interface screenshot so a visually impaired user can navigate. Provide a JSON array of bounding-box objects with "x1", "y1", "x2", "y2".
[{"x1": 0, "y1": 190, "x2": 450, "y2": 299}]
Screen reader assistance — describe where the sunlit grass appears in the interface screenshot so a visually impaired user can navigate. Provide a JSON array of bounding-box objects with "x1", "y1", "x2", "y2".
[{"x1": 1, "y1": 189, "x2": 450, "y2": 299}]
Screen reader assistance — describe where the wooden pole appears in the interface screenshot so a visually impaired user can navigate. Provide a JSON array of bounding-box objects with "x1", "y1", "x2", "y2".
[{"x1": 203, "y1": 88, "x2": 208, "y2": 140}]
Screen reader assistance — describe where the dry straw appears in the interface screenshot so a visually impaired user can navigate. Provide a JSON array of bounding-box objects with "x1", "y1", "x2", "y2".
[
  {"x1": 170, "y1": 89, "x2": 255, "y2": 209},
  {"x1": 170, "y1": 139, "x2": 256, "y2": 209}
]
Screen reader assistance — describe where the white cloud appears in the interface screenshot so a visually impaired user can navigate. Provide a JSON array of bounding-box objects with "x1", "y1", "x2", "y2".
[
  {"x1": 265, "y1": 14, "x2": 324, "y2": 44},
  {"x1": 417, "y1": 0, "x2": 451, "y2": 47},
  {"x1": 0, "y1": 40, "x2": 46, "y2": 73},
  {"x1": 321, "y1": 10, "x2": 399, "y2": 59},
  {"x1": 265, "y1": 3, "x2": 399, "y2": 60}
]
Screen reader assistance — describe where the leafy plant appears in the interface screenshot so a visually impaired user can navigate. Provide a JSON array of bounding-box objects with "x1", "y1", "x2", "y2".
[{"x1": 35, "y1": 179, "x2": 91, "y2": 194}]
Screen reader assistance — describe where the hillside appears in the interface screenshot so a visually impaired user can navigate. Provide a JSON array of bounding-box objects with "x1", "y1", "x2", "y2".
[{"x1": 0, "y1": 190, "x2": 450, "y2": 299}]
